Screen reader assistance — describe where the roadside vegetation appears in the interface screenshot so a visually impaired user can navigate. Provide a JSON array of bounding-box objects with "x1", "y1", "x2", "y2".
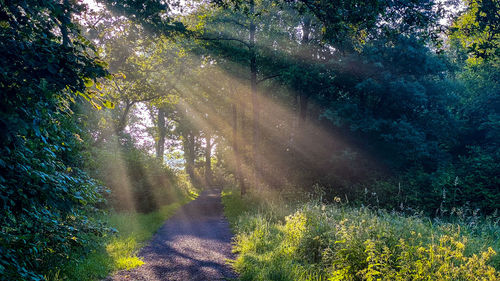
[
  {"x1": 46, "y1": 143, "x2": 198, "y2": 281},
  {"x1": 51, "y1": 194, "x2": 195, "y2": 281},
  {"x1": 222, "y1": 189, "x2": 500, "y2": 281}
]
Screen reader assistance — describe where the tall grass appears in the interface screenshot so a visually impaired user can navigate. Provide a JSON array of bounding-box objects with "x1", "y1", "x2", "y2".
[{"x1": 222, "y1": 189, "x2": 500, "y2": 281}]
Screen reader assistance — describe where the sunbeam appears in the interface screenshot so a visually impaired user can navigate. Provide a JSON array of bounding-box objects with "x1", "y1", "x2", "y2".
[{"x1": 3, "y1": 0, "x2": 499, "y2": 279}]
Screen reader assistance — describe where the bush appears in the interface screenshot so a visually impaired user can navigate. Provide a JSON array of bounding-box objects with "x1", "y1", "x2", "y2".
[
  {"x1": 222, "y1": 190, "x2": 500, "y2": 281},
  {"x1": 0, "y1": 107, "x2": 109, "y2": 280}
]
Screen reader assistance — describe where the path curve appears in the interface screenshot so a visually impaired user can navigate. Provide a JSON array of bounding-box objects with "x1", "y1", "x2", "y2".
[{"x1": 105, "y1": 189, "x2": 237, "y2": 281}]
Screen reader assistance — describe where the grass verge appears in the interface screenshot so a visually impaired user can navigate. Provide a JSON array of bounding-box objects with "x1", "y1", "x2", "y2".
[
  {"x1": 222, "y1": 188, "x2": 500, "y2": 281},
  {"x1": 52, "y1": 192, "x2": 197, "y2": 281}
]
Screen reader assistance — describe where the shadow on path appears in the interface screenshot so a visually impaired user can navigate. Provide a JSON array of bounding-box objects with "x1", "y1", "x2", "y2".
[{"x1": 105, "y1": 189, "x2": 237, "y2": 281}]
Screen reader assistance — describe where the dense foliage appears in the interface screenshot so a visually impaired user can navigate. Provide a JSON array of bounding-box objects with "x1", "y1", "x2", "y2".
[
  {"x1": 0, "y1": 1, "x2": 111, "y2": 279},
  {"x1": 222, "y1": 189, "x2": 500, "y2": 280},
  {"x1": 188, "y1": 0, "x2": 500, "y2": 215}
]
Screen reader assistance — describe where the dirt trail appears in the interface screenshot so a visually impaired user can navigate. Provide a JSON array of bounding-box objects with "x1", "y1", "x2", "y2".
[{"x1": 105, "y1": 189, "x2": 237, "y2": 281}]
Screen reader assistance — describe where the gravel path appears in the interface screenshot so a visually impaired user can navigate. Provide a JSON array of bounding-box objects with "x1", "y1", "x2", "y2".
[{"x1": 105, "y1": 189, "x2": 238, "y2": 281}]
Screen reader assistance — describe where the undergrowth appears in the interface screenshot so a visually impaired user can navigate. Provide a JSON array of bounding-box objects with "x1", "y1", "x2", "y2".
[{"x1": 222, "y1": 189, "x2": 500, "y2": 281}]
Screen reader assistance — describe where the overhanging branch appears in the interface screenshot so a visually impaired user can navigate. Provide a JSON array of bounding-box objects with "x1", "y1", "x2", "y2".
[
  {"x1": 197, "y1": 36, "x2": 251, "y2": 49},
  {"x1": 257, "y1": 73, "x2": 281, "y2": 84}
]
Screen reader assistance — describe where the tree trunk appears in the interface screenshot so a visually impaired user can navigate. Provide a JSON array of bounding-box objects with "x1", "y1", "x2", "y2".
[
  {"x1": 249, "y1": 0, "x2": 260, "y2": 190},
  {"x1": 115, "y1": 101, "x2": 134, "y2": 135},
  {"x1": 183, "y1": 130, "x2": 196, "y2": 183},
  {"x1": 298, "y1": 17, "x2": 311, "y2": 130},
  {"x1": 156, "y1": 107, "x2": 166, "y2": 160},
  {"x1": 60, "y1": 0, "x2": 71, "y2": 47},
  {"x1": 287, "y1": 93, "x2": 299, "y2": 150},
  {"x1": 205, "y1": 133, "x2": 212, "y2": 187},
  {"x1": 188, "y1": 132, "x2": 195, "y2": 181},
  {"x1": 301, "y1": 17, "x2": 311, "y2": 49},
  {"x1": 298, "y1": 94, "x2": 309, "y2": 129},
  {"x1": 233, "y1": 102, "x2": 246, "y2": 196}
]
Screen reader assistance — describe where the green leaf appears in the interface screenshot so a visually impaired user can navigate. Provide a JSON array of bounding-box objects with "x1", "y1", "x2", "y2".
[
  {"x1": 102, "y1": 100, "x2": 115, "y2": 109},
  {"x1": 84, "y1": 78, "x2": 94, "y2": 88}
]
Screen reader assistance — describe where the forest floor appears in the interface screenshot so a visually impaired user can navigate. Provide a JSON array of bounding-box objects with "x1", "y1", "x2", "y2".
[{"x1": 104, "y1": 188, "x2": 237, "y2": 281}]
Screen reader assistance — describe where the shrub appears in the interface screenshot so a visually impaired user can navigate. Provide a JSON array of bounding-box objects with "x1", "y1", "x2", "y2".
[
  {"x1": 223, "y1": 190, "x2": 500, "y2": 281},
  {"x1": 0, "y1": 107, "x2": 109, "y2": 280}
]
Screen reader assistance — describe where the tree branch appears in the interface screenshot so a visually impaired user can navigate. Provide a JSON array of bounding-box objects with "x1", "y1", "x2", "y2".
[
  {"x1": 196, "y1": 36, "x2": 251, "y2": 49},
  {"x1": 257, "y1": 73, "x2": 281, "y2": 84},
  {"x1": 135, "y1": 90, "x2": 173, "y2": 103}
]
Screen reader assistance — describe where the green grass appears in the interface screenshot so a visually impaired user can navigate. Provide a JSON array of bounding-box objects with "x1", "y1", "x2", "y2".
[
  {"x1": 221, "y1": 189, "x2": 259, "y2": 228},
  {"x1": 222, "y1": 188, "x2": 500, "y2": 281},
  {"x1": 50, "y1": 191, "x2": 197, "y2": 281},
  {"x1": 106, "y1": 201, "x2": 189, "y2": 269}
]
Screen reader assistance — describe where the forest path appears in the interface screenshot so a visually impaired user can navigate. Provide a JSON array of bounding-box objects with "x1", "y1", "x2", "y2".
[{"x1": 105, "y1": 188, "x2": 238, "y2": 281}]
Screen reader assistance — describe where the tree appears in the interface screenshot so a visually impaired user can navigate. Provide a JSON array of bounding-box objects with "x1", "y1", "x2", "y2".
[
  {"x1": 0, "y1": 1, "x2": 110, "y2": 279},
  {"x1": 450, "y1": 0, "x2": 499, "y2": 62}
]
